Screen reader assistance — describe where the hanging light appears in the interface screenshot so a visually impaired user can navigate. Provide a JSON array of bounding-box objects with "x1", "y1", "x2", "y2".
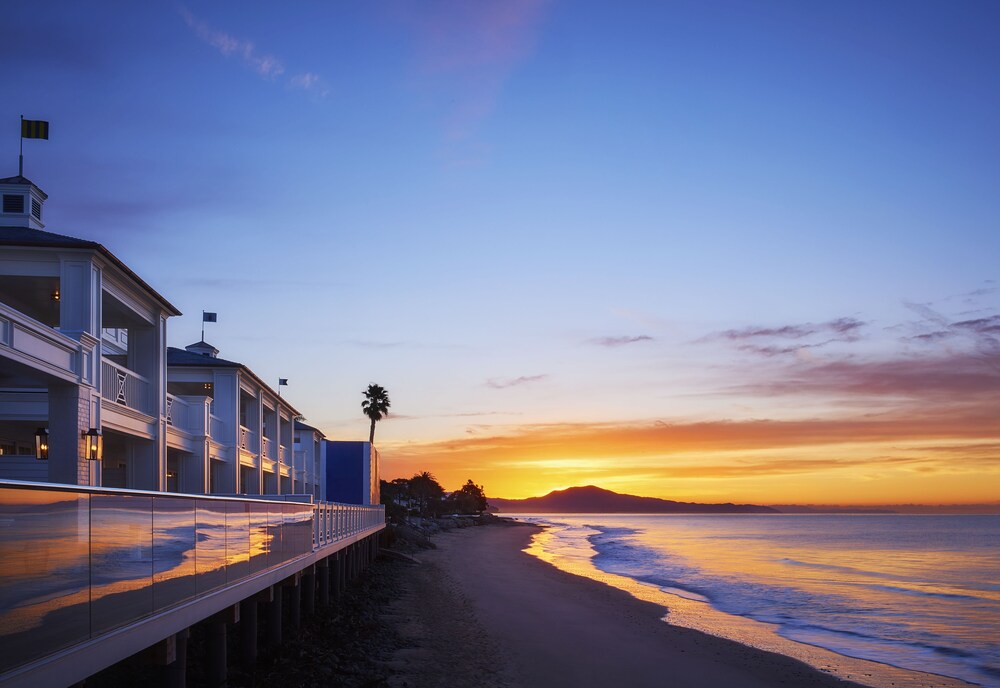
[
  {"x1": 83, "y1": 428, "x2": 103, "y2": 461},
  {"x1": 50, "y1": 289, "x2": 60, "y2": 301},
  {"x1": 35, "y1": 428, "x2": 49, "y2": 460}
]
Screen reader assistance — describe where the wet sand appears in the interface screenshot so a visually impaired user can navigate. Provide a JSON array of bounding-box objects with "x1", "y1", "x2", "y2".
[{"x1": 388, "y1": 522, "x2": 873, "y2": 688}]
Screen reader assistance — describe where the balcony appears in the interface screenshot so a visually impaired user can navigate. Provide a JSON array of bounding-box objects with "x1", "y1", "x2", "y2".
[
  {"x1": 101, "y1": 359, "x2": 152, "y2": 416},
  {"x1": 0, "y1": 302, "x2": 90, "y2": 384}
]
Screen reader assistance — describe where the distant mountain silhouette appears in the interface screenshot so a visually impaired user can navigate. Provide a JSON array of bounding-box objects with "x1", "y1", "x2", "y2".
[{"x1": 489, "y1": 485, "x2": 778, "y2": 514}]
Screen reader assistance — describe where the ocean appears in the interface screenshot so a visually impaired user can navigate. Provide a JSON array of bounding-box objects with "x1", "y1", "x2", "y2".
[{"x1": 513, "y1": 514, "x2": 1000, "y2": 688}]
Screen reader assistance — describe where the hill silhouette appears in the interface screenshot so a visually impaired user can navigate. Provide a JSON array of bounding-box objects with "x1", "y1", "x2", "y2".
[{"x1": 489, "y1": 485, "x2": 778, "y2": 514}]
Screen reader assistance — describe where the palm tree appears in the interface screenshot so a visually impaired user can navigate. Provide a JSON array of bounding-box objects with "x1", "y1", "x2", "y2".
[{"x1": 362, "y1": 383, "x2": 391, "y2": 443}]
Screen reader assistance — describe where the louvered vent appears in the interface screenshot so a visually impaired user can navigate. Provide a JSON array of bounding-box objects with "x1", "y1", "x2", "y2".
[
  {"x1": 3, "y1": 194, "x2": 24, "y2": 214},
  {"x1": 31, "y1": 198, "x2": 41, "y2": 220}
]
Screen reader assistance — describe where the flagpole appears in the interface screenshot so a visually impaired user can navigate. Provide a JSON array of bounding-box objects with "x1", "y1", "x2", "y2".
[
  {"x1": 19, "y1": 115, "x2": 24, "y2": 176},
  {"x1": 202, "y1": 310, "x2": 206, "y2": 342}
]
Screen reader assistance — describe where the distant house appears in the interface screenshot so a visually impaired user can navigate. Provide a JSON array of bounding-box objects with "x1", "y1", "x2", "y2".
[
  {"x1": 294, "y1": 418, "x2": 326, "y2": 499},
  {"x1": 0, "y1": 175, "x2": 180, "y2": 488}
]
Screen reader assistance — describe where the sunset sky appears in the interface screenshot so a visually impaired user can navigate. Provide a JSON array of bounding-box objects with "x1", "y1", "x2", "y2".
[{"x1": 4, "y1": 1, "x2": 998, "y2": 505}]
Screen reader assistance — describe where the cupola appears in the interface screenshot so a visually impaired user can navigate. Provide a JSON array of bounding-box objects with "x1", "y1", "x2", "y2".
[
  {"x1": 0, "y1": 175, "x2": 47, "y2": 230},
  {"x1": 185, "y1": 340, "x2": 220, "y2": 358}
]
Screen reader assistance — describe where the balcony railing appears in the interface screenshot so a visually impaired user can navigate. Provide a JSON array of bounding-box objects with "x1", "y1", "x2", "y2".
[
  {"x1": 209, "y1": 414, "x2": 225, "y2": 441},
  {"x1": 0, "y1": 481, "x2": 384, "y2": 679},
  {"x1": 101, "y1": 359, "x2": 152, "y2": 415},
  {"x1": 0, "y1": 302, "x2": 86, "y2": 384},
  {"x1": 261, "y1": 436, "x2": 272, "y2": 460},
  {"x1": 239, "y1": 425, "x2": 259, "y2": 454}
]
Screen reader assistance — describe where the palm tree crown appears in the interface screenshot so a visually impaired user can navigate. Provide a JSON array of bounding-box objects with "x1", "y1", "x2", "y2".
[{"x1": 362, "y1": 383, "x2": 391, "y2": 443}]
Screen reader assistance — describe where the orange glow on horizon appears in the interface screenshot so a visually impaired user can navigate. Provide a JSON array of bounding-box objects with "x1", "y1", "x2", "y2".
[{"x1": 379, "y1": 414, "x2": 1000, "y2": 506}]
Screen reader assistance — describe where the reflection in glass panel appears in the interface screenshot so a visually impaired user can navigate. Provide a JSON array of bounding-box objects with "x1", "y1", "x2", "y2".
[
  {"x1": 267, "y1": 505, "x2": 284, "y2": 567},
  {"x1": 0, "y1": 488, "x2": 91, "y2": 673},
  {"x1": 196, "y1": 501, "x2": 227, "y2": 594},
  {"x1": 152, "y1": 497, "x2": 196, "y2": 609},
  {"x1": 249, "y1": 504, "x2": 269, "y2": 574},
  {"x1": 292, "y1": 505, "x2": 313, "y2": 557},
  {"x1": 226, "y1": 501, "x2": 250, "y2": 582},
  {"x1": 91, "y1": 494, "x2": 154, "y2": 635}
]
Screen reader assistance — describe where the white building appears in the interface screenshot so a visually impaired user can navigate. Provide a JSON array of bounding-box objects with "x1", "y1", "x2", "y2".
[
  {"x1": 1, "y1": 174, "x2": 327, "y2": 497},
  {"x1": 0, "y1": 174, "x2": 180, "y2": 488},
  {"x1": 166, "y1": 342, "x2": 321, "y2": 495}
]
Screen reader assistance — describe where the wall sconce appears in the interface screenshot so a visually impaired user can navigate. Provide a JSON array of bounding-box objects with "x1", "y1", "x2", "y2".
[
  {"x1": 83, "y1": 428, "x2": 103, "y2": 461},
  {"x1": 50, "y1": 289, "x2": 60, "y2": 301},
  {"x1": 35, "y1": 428, "x2": 49, "y2": 460}
]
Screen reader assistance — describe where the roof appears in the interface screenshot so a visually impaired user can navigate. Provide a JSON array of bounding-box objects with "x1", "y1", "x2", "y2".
[
  {"x1": 294, "y1": 419, "x2": 325, "y2": 437},
  {"x1": 167, "y1": 346, "x2": 302, "y2": 415},
  {"x1": 0, "y1": 175, "x2": 48, "y2": 199},
  {"x1": 167, "y1": 346, "x2": 243, "y2": 368},
  {"x1": 0, "y1": 226, "x2": 181, "y2": 316}
]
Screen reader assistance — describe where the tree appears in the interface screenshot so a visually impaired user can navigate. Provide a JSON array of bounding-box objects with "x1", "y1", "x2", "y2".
[
  {"x1": 361, "y1": 383, "x2": 391, "y2": 443},
  {"x1": 448, "y1": 479, "x2": 489, "y2": 515},
  {"x1": 409, "y1": 471, "x2": 445, "y2": 517}
]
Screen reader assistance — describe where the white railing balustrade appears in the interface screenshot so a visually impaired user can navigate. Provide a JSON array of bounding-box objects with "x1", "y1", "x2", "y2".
[{"x1": 101, "y1": 359, "x2": 152, "y2": 415}]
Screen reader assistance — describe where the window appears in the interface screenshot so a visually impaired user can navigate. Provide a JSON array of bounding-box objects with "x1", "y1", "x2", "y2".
[{"x1": 2, "y1": 194, "x2": 24, "y2": 214}]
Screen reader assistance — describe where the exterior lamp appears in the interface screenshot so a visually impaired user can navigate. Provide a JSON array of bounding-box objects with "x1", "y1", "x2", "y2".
[
  {"x1": 83, "y1": 428, "x2": 103, "y2": 461},
  {"x1": 35, "y1": 428, "x2": 49, "y2": 460}
]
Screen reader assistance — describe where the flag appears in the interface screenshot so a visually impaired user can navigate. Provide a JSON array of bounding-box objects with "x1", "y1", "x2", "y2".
[
  {"x1": 278, "y1": 379, "x2": 288, "y2": 386},
  {"x1": 21, "y1": 119, "x2": 49, "y2": 139},
  {"x1": 202, "y1": 312, "x2": 217, "y2": 322}
]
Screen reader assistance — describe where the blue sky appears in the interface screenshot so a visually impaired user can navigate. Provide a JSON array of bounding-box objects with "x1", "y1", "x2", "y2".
[{"x1": 4, "y1": 1, "x2": 998, "y2": 501}]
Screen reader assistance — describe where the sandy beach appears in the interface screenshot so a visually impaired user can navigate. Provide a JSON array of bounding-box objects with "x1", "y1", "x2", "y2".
[{"x1": 385, "y1": 521, "x2": 872, "y2": 688}]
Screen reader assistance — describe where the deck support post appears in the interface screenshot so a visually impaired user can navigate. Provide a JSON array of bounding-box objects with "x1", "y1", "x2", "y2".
[
  {"x1": 318, "y1": 559, "x2": 330, "y2": 607},
  {"x1": 302, "y1": 566, "x2": 316, "y2": 616},
  {"x1": 288, "y1": 577, "x2": 301, "y2": 631},
  {"x1": 266, "y1": 586, "x2": 283, "y2": 646},
  {"x1": 164, "y1": 628, "x2": 189, "y2": 688},
  {"x1": 206, "y1": 614, "x2": 228, "y2": 685},
  {"x1": 240, "y1": 598, "x2": 258, "y2": 665}
]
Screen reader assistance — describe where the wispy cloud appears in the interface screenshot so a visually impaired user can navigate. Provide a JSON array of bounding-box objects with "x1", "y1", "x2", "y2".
[
  {"x1": 704, "y1": 317, "x2": 865, "y2": 358},
  {"x1": 391, "y1": 0, "x2": 550, "y2": 150},
  {"x1": 486, "y1": 374, "x2": 547, "y2": 389},
  {"x1": 718, "y1": 317, "x2": 865, "y2": 343},
  {"x1": 590, "y1": 335, "x2": 654, "y2": 348},
  {"x1": 180, "y1": 8, "x2": 328, "y2": 95}
]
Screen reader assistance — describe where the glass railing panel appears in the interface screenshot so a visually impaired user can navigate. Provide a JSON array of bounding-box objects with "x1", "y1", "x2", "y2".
[
  {"x1": 0, "y1": 487, "x2": 91, "y2": 673},
  {"x1": 195, "y1": 500, "x2": 227, "y2": 594},
  {"x1": 267, "y1": 504, "x2": 284, "y2": 567},
  {"x1": 296, "y1": 503, "x2": 314, "y2": 556},
  {"x1": 152, "y1": 496, "x2": 197, "y2": 610},
  {"x1": 248, "y1": 503, "x2": 269, "y2": 574},
  {"x1": 90, "y1": 493, "x2": 154, "y2": 635},
  {"x1": 226, "y1": 500, "x2": 251, "y2": 583}
]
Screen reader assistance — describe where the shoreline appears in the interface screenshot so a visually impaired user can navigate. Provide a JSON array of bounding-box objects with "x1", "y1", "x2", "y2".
[
  {"x1": 152, "y1": 518, "x2": 977, "y2": 688},
  {"x1": 405, "y1": 521, "x2": 900, "y2": 688},
  {"x1": 509, "y1": 520, "x2": 975, "y2": 688}
]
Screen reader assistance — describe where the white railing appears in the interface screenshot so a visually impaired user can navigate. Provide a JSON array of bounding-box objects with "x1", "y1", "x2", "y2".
[
  {"x1": 209, "y1": 414, "x2": 225, "y2": 440},
  {"x1": 101, "y1": 359, "x2": 152, "y2": 415},
  {"x1": 0, "y1": 302, "x2": 82, "y2": 382},
  {"x1": 239, "y1": 425, "x2": 259, "y2": 453},
  {"x1": 261, "y1": 436, "x2": 272, "y2": 459}
]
